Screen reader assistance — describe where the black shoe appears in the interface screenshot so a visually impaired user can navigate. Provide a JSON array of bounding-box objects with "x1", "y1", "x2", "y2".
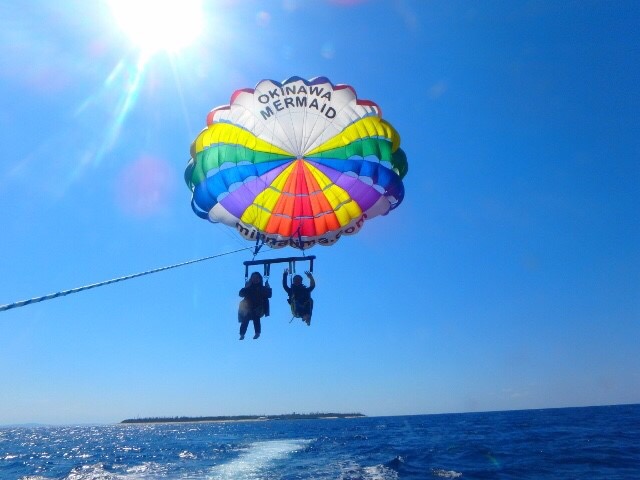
[
  {"x1": 253, "y1": 333, "x2": 260, "y2": 339},
  {"x1": 239, "y1": 335, "x2": 245, "y2": 340}
]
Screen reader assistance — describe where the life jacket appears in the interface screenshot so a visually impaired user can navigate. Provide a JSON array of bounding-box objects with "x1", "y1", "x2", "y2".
[
  {"x1": 239, "y1": 284, "x2": 271, "y2": 319},
  {"x1": 287, "y1": 285, "x2": 312, "y2": 318}
]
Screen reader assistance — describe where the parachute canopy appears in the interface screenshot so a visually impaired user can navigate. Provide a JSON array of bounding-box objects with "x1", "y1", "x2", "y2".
[{"x1": 185, "y1": 76, "x2": 408, "y2": 249}]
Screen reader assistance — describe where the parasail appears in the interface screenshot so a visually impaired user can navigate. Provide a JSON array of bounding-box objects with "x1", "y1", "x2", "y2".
[{"x1": 185, "y1": 76, "x2": 408, "y2": 249}]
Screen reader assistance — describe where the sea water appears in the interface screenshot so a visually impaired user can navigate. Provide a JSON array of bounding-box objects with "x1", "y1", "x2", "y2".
[{"x1": 1, "y1": 404, "x2": 638, "y2": 479}]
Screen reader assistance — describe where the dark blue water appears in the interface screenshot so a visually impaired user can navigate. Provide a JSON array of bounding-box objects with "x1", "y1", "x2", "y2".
[{"x1": 1, "y1": 404, "x2": 638, "y2": 479}]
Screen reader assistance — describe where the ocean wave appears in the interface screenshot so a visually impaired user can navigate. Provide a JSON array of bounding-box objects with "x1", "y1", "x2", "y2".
[
  {"x1": 63, "y1": 463, "x2": 114, "y2": 480},
  {"x1": 362, "y1": 464, "x2": 399, "y2": 479},
  {"x1": 432, "y1": 468, "x2": 463, "y2": 478},
  {"x1": 337, "y1": 460, "x2": 399, "y2": 480},
  {"x1": 385, "y1": 455, "x2": 405, "y2": 469},
  {"x1": 179, "y1": 450, "x2": 197, "y2": 459},
  {"x1": 39, "y1": 461, "x2": 170, "y2": 480},
  {"x1": 125, "y1": 461, "x2": 169, "y2": 476}
]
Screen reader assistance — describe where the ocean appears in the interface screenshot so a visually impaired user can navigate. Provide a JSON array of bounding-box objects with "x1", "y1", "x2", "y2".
[{"x1": 1, "y1": 404, "x2": 638, "y2": 479}]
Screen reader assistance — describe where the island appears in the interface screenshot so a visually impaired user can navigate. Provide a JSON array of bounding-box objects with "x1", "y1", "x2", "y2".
[{"x1": 121, "y1": 412, "x2": 365, "y2": 424}]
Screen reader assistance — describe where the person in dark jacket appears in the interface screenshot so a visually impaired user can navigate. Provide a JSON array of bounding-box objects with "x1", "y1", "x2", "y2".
[
  {"x1": 282, "y1": 268, "x2": 315, "y2": 325},
  {"x1": 238, "y1": 272, "x2": 272, "y2": 340}
]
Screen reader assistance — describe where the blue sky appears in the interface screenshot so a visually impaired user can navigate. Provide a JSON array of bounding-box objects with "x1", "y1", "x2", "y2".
[{"x1": 1, "y1": 0, "x2": 638, "y2": 425}]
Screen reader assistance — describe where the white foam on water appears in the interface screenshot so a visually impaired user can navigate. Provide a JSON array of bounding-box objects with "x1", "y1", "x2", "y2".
[
  {"x1": 337, "y1": 460, "x2": 398, "y2": 480},
  {"x1": 65, "y1": 463, "x2": 115, "y2": 480},
  {"x1": 209, "y1": 439, "x2": 309, "y2": 480},
  {"x1": 56, "y1": 461, "x2": 168, "y2": 480},
  {"x1": 362, "y1": 464, "x2": 399, "y2": 480},
  {"x1": 178, "y1": 449, "x2": 197, "y2": 459},
  {"x1": 432, "y1": 469, "x2": 463, "y2": 478}
]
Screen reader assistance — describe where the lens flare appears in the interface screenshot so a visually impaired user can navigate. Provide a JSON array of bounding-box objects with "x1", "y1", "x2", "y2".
[
  {"x1": 115, "y1": 155, "x2": 175, "y2": 217},
  {"x1": 108, "y1": 0, "x2": 204, "y2": 56}
]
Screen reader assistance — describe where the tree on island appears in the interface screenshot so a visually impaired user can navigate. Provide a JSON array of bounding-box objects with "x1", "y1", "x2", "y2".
[{"x1": 121, "y1": 412, "x2": 365, "y2": 424}]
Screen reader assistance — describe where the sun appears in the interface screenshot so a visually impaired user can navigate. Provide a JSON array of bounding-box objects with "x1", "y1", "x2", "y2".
[{"x1": 108, "y1": 0, "x2": 204, "y2": 56}]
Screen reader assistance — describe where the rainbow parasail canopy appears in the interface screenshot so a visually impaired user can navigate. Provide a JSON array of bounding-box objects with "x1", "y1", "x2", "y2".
[{"x1": 185, "y1": 76, "x2": 408, "y2": 249}]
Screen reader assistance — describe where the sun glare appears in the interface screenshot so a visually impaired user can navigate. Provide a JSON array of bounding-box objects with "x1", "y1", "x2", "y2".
[{"x1": 108, "y1": 0, "x2": 204, "y2": 56}]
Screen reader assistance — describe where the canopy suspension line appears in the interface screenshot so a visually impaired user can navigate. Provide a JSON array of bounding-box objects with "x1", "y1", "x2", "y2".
[
  {"x1": 0, "y1": 247, "x2": 253, "y2": 313},
  {"x1": 291, "y1": 225, "x2": 306, "y2": 253},
  {"x1": 252, "y1": 233, "x2": 266, "y2": 260}
]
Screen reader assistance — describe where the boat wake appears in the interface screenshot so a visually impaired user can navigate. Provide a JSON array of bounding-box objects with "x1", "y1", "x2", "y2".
[{"x1": 208, "y1": 439, "x2": 310, "y2": 479}]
